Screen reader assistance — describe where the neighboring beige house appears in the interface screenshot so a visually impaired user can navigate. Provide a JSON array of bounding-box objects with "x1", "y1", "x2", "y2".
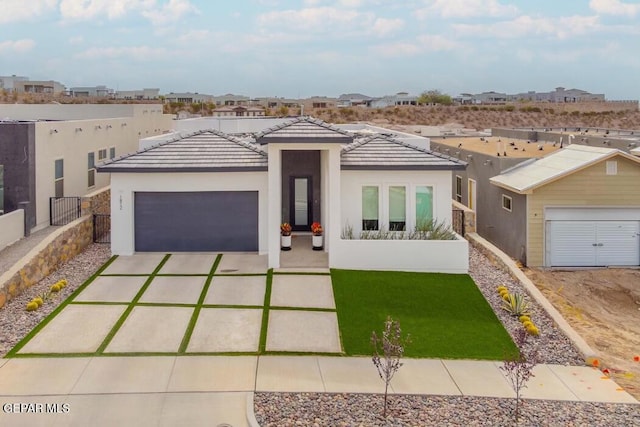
[
  {"x1": 491, "y1": 145, "x2": 640, "y2": 267},
  {"x1": 0, "y1": 104, "x2": 173, "y2": 232}
]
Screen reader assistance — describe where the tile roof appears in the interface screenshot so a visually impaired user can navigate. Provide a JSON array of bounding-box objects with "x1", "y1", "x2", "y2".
[
  {"x1": 255, "y1": 116, "x2": 354, "y2": 144},
  {"x1": 96, "y1": 130, "x2": 267, "y2": 173},
  {"x1": 341, "y1": 135, "x2": 467, "y2": 170},
  {"x1": 490, "y1": 144, "x2": 640, "y2": 193}
]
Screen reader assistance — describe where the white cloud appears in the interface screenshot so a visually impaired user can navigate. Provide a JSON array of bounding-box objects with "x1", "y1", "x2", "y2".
[
  {"x1": 257, "y1": 7, "x2": 401, "y2": 37},
  {"x1": 372, "y1": 18, "x2": 404, "y2": 36},
  {"x1": 590, "y1": 0, "x2": 640, "y2": 17},
  {"x1": 373, "y1": 34, "x2": 460, "y2": 57},
  {"x1": 68, "y1": 36, "x2": 84, "y2": 45},
  {"x1": 58, "y1": 0, "x2": 196, "y2": 25},
  {"x1": 453, "y1": 15, "x2": 601, "y2": 40},
  {"x1": 142, "y1": 0, "x2": 198, "y2": 26},
  {"x1": 0, "y1": 39, "x2": 36, "y2": 53},
  {"x1": 0, "y1": 0, "x2": 57, "y2": 24},
  {"x1": 416, "y1": 0, "x2": 518, "y2": 19},
  {"x1": 75, "y1": 45, "x2": 167, "y2": 60}
]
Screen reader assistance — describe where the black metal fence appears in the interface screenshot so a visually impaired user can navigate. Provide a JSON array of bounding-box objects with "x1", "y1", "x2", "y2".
[
  {"x1": 50, "y1": 197, "x2": 82, "y2": 226},
  {"x1": 452, "y1": 208, "x2": 465, "y2": 236},
  {"x1": 93, "y1": 214, "x2": 111, "y2": 243}
]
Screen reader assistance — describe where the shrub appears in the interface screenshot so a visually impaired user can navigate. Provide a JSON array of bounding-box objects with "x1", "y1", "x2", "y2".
[
  {"x1": 50, "y1": 284, "x2": 61, "y2": 293},
  {"x1": 526, "y1": 325, "x2": 540, "y2": 336},
  {"x1": 371, "y1": 316, "x2": 410, "y2": 418},
  {"x1": 26, "y1": 301, "x2": 39, "y2": 311},
  {"x1": 500, "y1": 329, "x2": 539, "y2": 423},
  {"x1": 519, "y1": 315, "x2": 531, "y2": 323},
  {"x1": 32, "y1": 297, "x2": 44, "y2": 307},
  {"x1": 501, "y1": 293, "x2": 530, "y2": 316}
]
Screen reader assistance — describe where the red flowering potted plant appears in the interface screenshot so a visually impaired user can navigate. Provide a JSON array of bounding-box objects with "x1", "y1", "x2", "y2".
[
  {"x1": 281, "y1": 222, "x2": 292, "y2": 251},
  {"x1": 311, "y1": 222, "x2": 323, "y2": 250}
]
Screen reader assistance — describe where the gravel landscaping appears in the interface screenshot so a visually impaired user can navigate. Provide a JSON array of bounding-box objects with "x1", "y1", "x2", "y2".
[
  {"x1": 0, "y1": 242, "x2": 637, "y2": 425},
  {"x1": 0, "y1": 243, "x2": 112, "y2": 357},
  {"x1": 254, "y1": 245, "x2": 637, "y2": 426}
]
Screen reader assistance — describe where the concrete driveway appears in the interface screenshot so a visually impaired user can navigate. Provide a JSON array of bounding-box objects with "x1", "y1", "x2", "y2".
[{"x1": 10, "y1": 253, "x2": 341, "y2": 357}]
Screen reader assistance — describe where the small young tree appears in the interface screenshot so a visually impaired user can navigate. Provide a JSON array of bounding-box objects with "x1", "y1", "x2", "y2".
[
  {"x1": 371, "y1": 316, "x2": 410, "y2": 418},
  {"x1": 500, "y1": 328, "x2": 539, "y2": 423}
]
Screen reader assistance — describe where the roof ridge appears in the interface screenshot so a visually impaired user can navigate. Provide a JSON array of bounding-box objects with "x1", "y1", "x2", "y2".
[{"x1": 254, "y1": 116, "x2": 352, "y2": 138}]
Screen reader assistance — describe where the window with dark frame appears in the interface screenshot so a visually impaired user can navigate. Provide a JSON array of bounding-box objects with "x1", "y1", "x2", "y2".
[
  {"x1": 109, "y1": 147, "x2": 116, "y2": 159},
  {"x1": 502, "y1": 194, "x2": 512, "y2": 212},
  {"x1": 54, "y1": 159, "x2": 64, "y2": 198},
  {"x1": 98, "y1": 148, "x2": 107, "y2": 160},
  {"x1": 88, "y1": 152, "x2": 95, "y2": 188},
  {"x1": 455, "y1": 175, "x2": 462, "y2": 202}
]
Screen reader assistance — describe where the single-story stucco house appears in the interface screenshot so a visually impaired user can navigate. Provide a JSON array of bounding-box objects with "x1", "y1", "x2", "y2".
[{"x1": 97, "y1": 117, "x2": 469, "y2": 273}]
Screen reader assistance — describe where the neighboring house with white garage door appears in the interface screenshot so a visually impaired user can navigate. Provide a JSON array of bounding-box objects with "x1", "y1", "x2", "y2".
[
  {"x1": 490, "y1": 144, "x2": 640, "y2": 267},
  {"x1": 98, "y1": 117, "x2": 469, "y2": 273}
]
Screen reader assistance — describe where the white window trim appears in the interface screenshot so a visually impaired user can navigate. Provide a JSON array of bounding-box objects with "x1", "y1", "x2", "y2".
[
  {"x1": 606, "y1": 160, "x2": 617, "y2": 175},
  {"x1": 502, "y1": 194, "x2": 512, "y2": 212},
  {"x1": 412, "y1": 184, "x2": 436, "y2": 229},
  {"x1": 361, "y1": 184, "x2": 381, "y2": 231},
  {"x1": 385, "y1": 183, "x2": 409, "y2": 231}
]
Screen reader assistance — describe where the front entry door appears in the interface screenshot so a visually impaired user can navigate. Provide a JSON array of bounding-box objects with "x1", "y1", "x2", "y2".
[{"x1": 290, "y1": 176, "x2": 312, "y2": 231}]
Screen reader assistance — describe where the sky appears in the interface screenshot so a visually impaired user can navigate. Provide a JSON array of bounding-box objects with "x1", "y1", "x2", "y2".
[{"x1": 1, "y1": 0, "x2": 639, "y2": 100}]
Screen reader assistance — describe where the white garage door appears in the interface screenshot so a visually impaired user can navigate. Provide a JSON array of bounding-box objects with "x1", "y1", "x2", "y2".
[{"x1": 546, "y1": 220, "x2": 640, "y2": 267}]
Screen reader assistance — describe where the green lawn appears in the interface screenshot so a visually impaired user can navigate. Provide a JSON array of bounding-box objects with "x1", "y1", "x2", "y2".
[{"x1": 331, "y1": 269, "x2": 517, "y2": 360}]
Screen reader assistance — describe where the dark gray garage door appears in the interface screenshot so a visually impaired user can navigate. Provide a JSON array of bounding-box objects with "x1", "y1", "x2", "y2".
[{"x1": 134, "y1": 191, "x2": 258, "y2": 252}]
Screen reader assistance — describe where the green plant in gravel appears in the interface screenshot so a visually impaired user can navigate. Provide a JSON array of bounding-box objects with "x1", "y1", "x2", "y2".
[
  {"x1": 500, "y1": 328, "x2": 539, "y2": 423},
  {"x1": 502, "y1": 293, "x2": 530, "y2": 317},
  {"x1": 25, "y1": 301, "x2": 39, "y2": 311},
  {"x1": 371, "y1": 316, "x2": 410, "y2": 418}
]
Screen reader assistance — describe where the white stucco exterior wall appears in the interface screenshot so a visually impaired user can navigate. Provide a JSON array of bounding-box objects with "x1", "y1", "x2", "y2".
[
  {"x1": 109, "y1": 171, "x2": 268, "y2": 255},
  {"x1": 339, "y1": 169, "x2": 453, "y2": 236},
  {"x1": 32, "y1": 110, "x2": 172, "y2": 230}
]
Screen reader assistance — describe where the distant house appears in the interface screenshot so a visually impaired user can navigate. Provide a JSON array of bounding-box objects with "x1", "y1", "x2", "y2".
[
  {"x1": 98, "y1": 117, "x2": 469, "y2": 273},
  {"x1": 69, "y1": 85, "x2": 113, "y2": 98},
  {"x1": 114, "y1": 88, "x2": 160, "y2": 100},
  {"x1": 14, "y1": 80, "x2": 65, "y2": 95},
  {"x1": 369, "y1": 92, "x2": 418, "y2": 108},
  {"x1": 211, "y1": 106, "x2": 265, "y2": 117},
  {"x1": 164, "y1": 92, "x2": 214, "y2": 104},
  {"x1": 337, "y1": 93, "x2": 372, "y2": 108}
]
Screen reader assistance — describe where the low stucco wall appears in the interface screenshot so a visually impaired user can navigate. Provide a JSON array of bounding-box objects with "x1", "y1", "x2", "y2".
[
  {"x1": 0, "y1": 209, "x2": 25, "y2": 251},
  {"x1": 330, "y1": 237, "x2": 469, "y2": 274},
  {"x1": 0, "y1": 215, "x2": 93, "y2": 309}
]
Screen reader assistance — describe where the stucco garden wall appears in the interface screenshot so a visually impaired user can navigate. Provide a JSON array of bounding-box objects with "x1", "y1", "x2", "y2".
[
  {"x1": 0, "y1": 210, "x2": 25, "y2": 251},
  {"x1": 331, "y1": 236, "x2": 469, "y2": 274}
]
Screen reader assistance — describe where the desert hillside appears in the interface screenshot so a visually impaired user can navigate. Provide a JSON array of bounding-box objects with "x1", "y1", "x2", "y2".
[
  {"x1": 2, "y1": 92, "x2": 638, "y2": 130},
  {"x1": 308, "y1": 105, "x2": 640, "y2": 131}
]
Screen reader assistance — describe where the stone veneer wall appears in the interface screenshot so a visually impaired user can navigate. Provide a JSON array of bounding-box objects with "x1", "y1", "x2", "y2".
[
  {"x1": 452, "y1": 200, "x2": 476, "y2": 235},
  {"x1": 0, "y1": 216, "x2": 93, "y2": 308},
  {"x1": 82, "y1": 187, "x2": 111, "y2": 215},
  {"x1": 0, "y1": 187, "x2": 111, "y2": 308}
]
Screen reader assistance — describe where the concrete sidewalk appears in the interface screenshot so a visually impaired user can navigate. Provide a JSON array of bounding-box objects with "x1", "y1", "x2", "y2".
[{"x1": 0, "y1": 355, "x2": 636, "y2": 426}]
